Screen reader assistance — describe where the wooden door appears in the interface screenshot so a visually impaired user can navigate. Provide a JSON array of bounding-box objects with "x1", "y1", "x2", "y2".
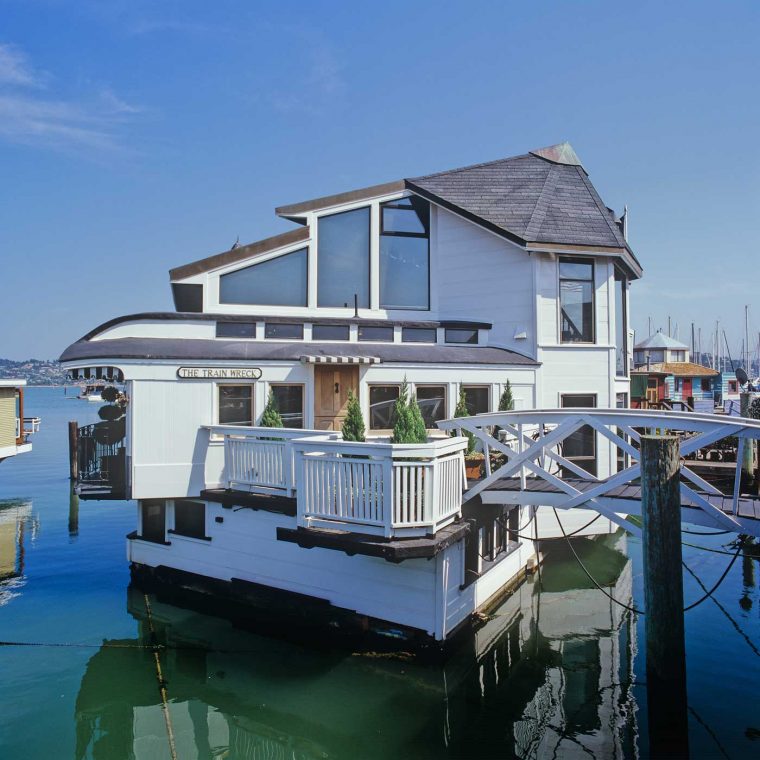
[
  {"x1": 314, "y1": 365, "x2": 359, "y2": 430},
  {"x1": 682, "y1": 378, "x2": 692, "y2": 398}
]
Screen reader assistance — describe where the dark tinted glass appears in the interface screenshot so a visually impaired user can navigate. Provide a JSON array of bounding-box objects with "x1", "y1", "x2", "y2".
[
  {"x1": 445, "y1": 328, "x2": 478, "y2": 344},
  {"x1": 415, "y1": 386, "x2": 447, "y2": 427},
  {"x1": 358, "y1": 325, "x2": 394, "y2": 342},
  {"x1": 369, "y1": 386, "x2": 400, "y2": 429},
  {"x1": 218, "y1": 385, "x2": 253, "y2": 425},
  {"x1": 174, "y1": 501, "x2": 206, "y2": 539},
  {"x1": 561, "y1": 394, "x2": 597, "y2": 476},
  {"x1": 216, "y1": 322, "x2": 256, "y2": 338},
  {"x1": 463, "y1": 386, "x2": 489, "y2": 415},
  {"x1": 171, "y1": 283, "x2": 203, "y2": 312},
  {"x1": 141, "y1": 500, "x2": 165, "y2": 543},
  {"x1": 271, "y1": 385, "x2": 304, "y2": 428},
  {"x1": 318, "y1": 208, "x2": 370, "y2": 307},
  {"x1": 380, "y1": 197, "x2": 430, "y2": 310},
  {"x1": 402, "y1": 327, "x2": 436, "y2": 343},
  {"x1": 220, "y1": 249, "x2": 307, "y2": 306},
  {"x1": 312, "y1": 324, "x2": 350, "y2": 341},
  {"x1": 614, "y1": 268, "x2": 627, "y2": 374},
  {"x1": 265, "y1": 323, "x2": 303, "y2": 339}
]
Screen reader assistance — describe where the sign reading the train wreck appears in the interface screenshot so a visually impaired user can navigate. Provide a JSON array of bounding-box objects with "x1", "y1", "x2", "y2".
[{"x1": 177, "y1": 367, "x2": 262, "y2": 380}]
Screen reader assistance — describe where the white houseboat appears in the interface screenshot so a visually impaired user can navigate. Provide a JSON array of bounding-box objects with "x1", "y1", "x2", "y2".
[
  {"x1": 0, "y1": 379, "x2": 39, "y2": 463},
  {"x1": 60, "y1": 143, "x2": 641, "y2": 648}
]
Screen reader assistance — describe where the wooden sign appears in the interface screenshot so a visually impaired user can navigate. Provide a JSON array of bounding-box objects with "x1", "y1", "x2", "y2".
[{"x1": 177, "y1": 367, "x2": 262, "y2": 380}]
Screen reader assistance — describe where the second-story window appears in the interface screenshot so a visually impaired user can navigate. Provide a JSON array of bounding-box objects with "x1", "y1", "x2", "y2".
[
  {"x1": 318, "y1": 207, "x2": 370, "y2": 308},
  {"x1": 614, "y1": 267, "x2": 628, "y2": 375},
  {"x1": 219, "y1": 249, "x2": 308, "y2": 306},
  {"x1": 559, "y1": 258, "x2": 594, "y2": 343},
  {"x1": 312, "y1": 324, "x2": 350, "y2": 341},
  {"x1": 380, "y1": 196, "x2": 430, "y2": 310}
]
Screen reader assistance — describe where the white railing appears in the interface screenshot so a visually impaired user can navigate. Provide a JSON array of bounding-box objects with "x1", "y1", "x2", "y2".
[
  {"x1": 292, "y1": 437, "x2": 469, "y2": 537},
  {"x1": 15, "y1": 417, "x2": 40, "y2": 440},
  {"x1": 204, "y1": 426, "x2": 340, "y2": 496}
]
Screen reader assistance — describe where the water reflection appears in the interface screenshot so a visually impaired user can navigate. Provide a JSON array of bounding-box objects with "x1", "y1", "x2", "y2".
[
  {"x1": 0, "y1": 499, "x2": 38, "y2": 607},
  {"x1": 74, "y1": 531, "x2": 638, "y2": 759}
]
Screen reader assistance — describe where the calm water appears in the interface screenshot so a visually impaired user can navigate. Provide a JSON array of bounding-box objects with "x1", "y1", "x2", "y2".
[{"x1": 1, "y1": 388, "x2": 759, "y2": 759}]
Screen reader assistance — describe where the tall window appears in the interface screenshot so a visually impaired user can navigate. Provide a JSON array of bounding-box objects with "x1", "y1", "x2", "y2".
[
  {"x1": 614, "y1": 267, "x2": 628, "y2": 375},
  {"x1": 270, "y1": 385, "x2": 304, "y2": 428},
  {"x1": 380, "y1": 197, "x2": 430, "y2": 310},
  {"x1": 560, "y1": 394, "x2": 597, "y2": 476},
  {"x1": 218, "y1": 385, "x2": 254, "y2": 425},
  {"x1": 220, "y1": 249, "x2": 307, "y2": 306},
  {"x1": 140, "y1": 500, "x2": 166, "y2": 543},
  {"x1": 559, "y1": 258, "x2": 594, "y2": 343},
  {"x1": 318, "y1": 207, "x2": 370, "y2": 308}
]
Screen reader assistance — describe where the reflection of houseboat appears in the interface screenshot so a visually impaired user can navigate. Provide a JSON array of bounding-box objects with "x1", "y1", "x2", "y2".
[
  {"x1": 61, "y1": 143, "x2": 641, "y2": 645},
  {"x1": 0, "y1": 380, "x2": 39, "y2": 463},
  {"x1": 0, "y1": 500, "x2": 35, "y2": 606},
  {"x1": 73, "y1": 531, "x2": 637, "y2": 759}
]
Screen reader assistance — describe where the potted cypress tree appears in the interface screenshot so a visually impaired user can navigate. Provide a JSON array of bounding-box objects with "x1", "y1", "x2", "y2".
[
  {"x1": 342, "y1": 390, "x2": 365, "y2": 442},
  {"x1": 391, "y1": 380, "x2": 428, "y2": 444},
  {"x1": 454, "y1": 386, "x2": 482, "y2": 479},
  {"x1": 260, "y1": 390, "x2": 284, "y2": 439}
]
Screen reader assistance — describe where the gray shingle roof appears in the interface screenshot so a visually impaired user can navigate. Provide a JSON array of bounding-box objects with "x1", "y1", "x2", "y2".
[{"x1": 406, "y1": 143, "x2": 627, "y2": 249}]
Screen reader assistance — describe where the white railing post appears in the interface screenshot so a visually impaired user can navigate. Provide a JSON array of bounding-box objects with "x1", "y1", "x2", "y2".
[{"x1": 383, "y1": 455, "x2": 394, "y2": 538}]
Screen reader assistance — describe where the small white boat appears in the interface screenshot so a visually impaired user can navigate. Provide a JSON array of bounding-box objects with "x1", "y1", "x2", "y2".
[{"x1": 76, "y1": 383, "x2": 105, "y2": 402}]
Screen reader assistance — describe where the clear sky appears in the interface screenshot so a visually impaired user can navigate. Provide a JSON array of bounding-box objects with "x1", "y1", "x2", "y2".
[{"x1": 1, "y1": 0, "x2": 759, "y2": 360}]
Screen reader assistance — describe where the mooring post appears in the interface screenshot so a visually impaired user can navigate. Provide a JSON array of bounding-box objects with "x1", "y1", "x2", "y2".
[
  {"x1": 68, "y1": 421, "x2": 78, "y2": 481},
  {"x1": 68, "y1": 483, "x2": 79, "y2": 536},
  {"x1": 641, "y1": 434, "x2": 689, "y2": 758}
]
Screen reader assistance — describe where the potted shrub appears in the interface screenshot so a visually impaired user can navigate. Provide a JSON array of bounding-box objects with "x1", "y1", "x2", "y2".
[
  {"x1": 453, "y1": 386, "x2": 483, "y2": 479},
  {"x1": 341, "y1": 390, "x2": 365, "y2": 443},
  {"x1": 391, "y1": 379, "x2": 428, "y2": 444}
]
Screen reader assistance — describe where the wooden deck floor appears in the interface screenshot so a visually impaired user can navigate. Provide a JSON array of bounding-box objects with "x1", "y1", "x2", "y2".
[{"x1": 485, "y1": 477, "x2": 760, "y2": 521}]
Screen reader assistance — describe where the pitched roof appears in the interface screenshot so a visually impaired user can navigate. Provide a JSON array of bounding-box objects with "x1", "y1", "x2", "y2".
[
  {"x1": 406, "y1": 143, "x2": 628, "y2": 250},
  {"x1": 647, "y1": 362, "x2": 718, "y2": 377},
  {"x1": 634, "y1": 333, "x2": 689, "y2": 351}
]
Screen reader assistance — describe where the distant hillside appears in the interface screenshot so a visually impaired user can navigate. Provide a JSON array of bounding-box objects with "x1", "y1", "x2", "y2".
[{"x1": 0, "y1": 358, "x2": 69, "y2": 386}]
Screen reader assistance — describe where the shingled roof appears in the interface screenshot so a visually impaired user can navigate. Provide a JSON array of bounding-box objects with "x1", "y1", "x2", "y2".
[{"x1": 406, "y1": 143, "x2": 628, "y2": 250}]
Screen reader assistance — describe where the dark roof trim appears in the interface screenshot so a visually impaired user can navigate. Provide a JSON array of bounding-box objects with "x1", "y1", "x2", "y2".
[
  {"x1": 60, "y1": 337, "x2": 539, "y2": 366},
  {"x1": 75, "y1": 312, "x2": 492, "y2": 342},
  {"x1": 169, "y1": 226, "x2": 310, "y2": 281},
  {"x1": 275, "y1": 180, "x2": 407, "y2": 219},
  {"x1": 405, "y1": 181, "x2": 528, "y2": 247}
]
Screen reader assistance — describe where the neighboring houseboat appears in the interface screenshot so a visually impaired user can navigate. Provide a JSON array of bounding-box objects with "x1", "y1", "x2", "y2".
[
  {"x1": 0, "y1": 380, "x2": 39, "y2": 463},
  {"x1": 631, "y1": 333, "x2": 718, "y2": 412},
  {"x1": 60, "y1": 143, "x2": 641, "y2": 647},
  {"x1": 76, "y1": 381, "x2": 106, "y2": 402}
]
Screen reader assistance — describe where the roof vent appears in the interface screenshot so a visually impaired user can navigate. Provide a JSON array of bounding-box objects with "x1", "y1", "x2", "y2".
[{"x1": 529, "y1": 142, "x2": 583, "y2": 168}]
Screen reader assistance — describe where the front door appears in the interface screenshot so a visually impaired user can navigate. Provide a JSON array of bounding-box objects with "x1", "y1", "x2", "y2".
[
  {"x1": 682, "y1": 378, "x2": 692, "y2": 398},
  {"x1": 314, "y1": 365, "x2": 359, "y2": 430}
]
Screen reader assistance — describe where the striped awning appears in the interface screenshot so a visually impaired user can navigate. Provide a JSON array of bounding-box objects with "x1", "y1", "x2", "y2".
[
  {"x1": 66, "y1": 366, "x2": 125, "y2": 382},
  {"x1": 300, "y1": 355, "x2": 380, "y2": 365}
]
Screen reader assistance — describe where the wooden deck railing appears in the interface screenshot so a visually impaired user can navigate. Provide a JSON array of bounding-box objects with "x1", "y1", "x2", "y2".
[{"x1": 292, "y1": 437, "x2": 468, "y2": 537}]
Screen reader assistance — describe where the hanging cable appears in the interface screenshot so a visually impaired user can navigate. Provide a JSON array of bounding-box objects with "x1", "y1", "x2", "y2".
[{"x1": 682, "y1": 543, "x2": 743, "y2": 611}]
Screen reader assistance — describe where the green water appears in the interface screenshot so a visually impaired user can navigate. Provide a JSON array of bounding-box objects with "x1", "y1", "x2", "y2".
[{"x1": 1, "y1": 388, "x2": 759, "y2": 758}]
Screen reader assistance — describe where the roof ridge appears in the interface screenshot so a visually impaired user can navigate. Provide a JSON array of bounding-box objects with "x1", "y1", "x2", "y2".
[
  {"x1": 523, "y1": 164, "x2": 557, "y2": 241},
  {"x1": 408, "y1": 152, "x2": 532, "y2": 182}
]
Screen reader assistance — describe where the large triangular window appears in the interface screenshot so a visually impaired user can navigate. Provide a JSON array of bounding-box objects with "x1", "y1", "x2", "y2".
[{"x1": 219, "y1": 248, "x2": 308, "y2": 306}]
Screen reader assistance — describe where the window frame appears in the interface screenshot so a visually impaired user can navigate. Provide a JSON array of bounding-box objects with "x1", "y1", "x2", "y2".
[
  {"x1": 317, "y1": 206, "x2": 372, "y2": 309},
  {"x1": 402, "y1": 327, "x2": 437, "y2": 344},
  {"x1": 217, "y1": 383, "x2": 255, "y2": 426},
  {"x1": 614, "y1": 266, "x2": 628, "y2": 376},
  {"x1": 216, "y1": 321, "x2": 257, "y2": 339},
  {"x1": 312, "y1": 324, "x2": 350, "y2": 341},
  {"x1": 368, "y1": 384, "x2": 402, "y2": 431},
  {"x1": 413, "y1": 384, "x2": 448, "y2": 429},
  {"x1": 559, "y1": 393, "x2": 598, "y2": 476},
  {"x1": 358, "y1": 325, "x2": 394, "y2": 343},
  {"x1": 140, "y1": 500, "x2": 167, "y2": 544},
  {"x1": 264, "y1": 322, "x2": 304, "y2": 340},
  {"x1": 170, "y1": 500, "x2": 209, "y2": 541},
  {"x1": 268, "y1": 383, "x2": 305, "y2": 429},
  {"x1": 445, "y1": 327, "x2": 478, "y2": 345},
  {"x1": 461, "y1": 385, "x2": 491, "y2": 416},
  {"x1": 219, "y1": 247, "x2": 309, "y2": 307},
  {"x1": 558, "y1": 257, "x2": 595, "y2": 345},
  {"x1": 379, "y1": 196, "x2": 431, "y2": 311}
]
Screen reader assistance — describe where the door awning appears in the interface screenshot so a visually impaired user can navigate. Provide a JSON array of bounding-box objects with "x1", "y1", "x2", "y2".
[{"x1": 300, "y1": 355, "x2": 380, "y2": 365}]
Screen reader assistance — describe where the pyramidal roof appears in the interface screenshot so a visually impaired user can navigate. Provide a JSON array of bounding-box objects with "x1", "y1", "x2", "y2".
[
  {"x1": 406, "y1": 143, "x2": 628, "y2": 251},
  {"x1": 634, "y1": 332, "x2": 689, "y2": 351}
]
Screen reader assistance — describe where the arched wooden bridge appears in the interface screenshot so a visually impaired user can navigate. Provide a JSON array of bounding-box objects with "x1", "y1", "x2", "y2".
[{"x1": 437, "y1": 408, "x2": 760, "y2": 537}]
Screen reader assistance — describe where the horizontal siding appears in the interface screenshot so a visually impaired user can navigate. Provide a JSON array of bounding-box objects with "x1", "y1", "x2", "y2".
[{"x1": 0, "y1": 388, "x2": 17, "y2": 448}]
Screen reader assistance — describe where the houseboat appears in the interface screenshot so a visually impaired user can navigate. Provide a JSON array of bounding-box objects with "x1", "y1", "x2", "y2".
[
  {"x1": 0, "y1": 379, "x2": 39, "y2": 463},
  {"x1": 631, "y1": 332, "x2": 719, "y2": 412},
  {"x1": 76, "y1": 381, "x2": 107, "y2": 402},
  {"x1": 60, "y1": 142, "x2": 641, "y2": 647}
]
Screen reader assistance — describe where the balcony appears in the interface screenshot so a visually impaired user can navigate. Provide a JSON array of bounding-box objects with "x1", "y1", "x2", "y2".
[
  {"x1": 206, "y1": 426, "x2": 468, "y2": 538},
  {"x1": 15, "y1": 416, "x2": 41, "y2": 442}
]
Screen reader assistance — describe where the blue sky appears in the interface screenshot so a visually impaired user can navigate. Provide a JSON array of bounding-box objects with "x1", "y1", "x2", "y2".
[{"x1": 1, "y1": 0, "x2": 759, "y2": 360}]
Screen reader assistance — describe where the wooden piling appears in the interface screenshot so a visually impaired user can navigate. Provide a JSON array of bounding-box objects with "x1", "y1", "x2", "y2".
[
  {"x1": 740, "y1": 393, "x2": 755, "y2": 486},
  {"x1": 641, "y1": 434, "x2": 689, "y2": 759},
  {"x1": 68, "y1": 421, "x2": 78, "y2": 481}
]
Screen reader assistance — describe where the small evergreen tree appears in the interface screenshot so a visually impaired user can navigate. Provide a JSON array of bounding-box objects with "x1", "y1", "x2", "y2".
[
  {"x1": 342, "y1": 390, "x2": 366, "y2": 442},
  {"x1": 498, "y1": 380, "x2": 514, "y2": 412},
  {"x1": 260, "y1": 390, "x2": 283, "y2": 428},
  {"x1": 453, "y1": 386, "x2": 476, "y2": 455},
  {"x1": 391, "y1": 379, "x2": 428, "y2": 444}
]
